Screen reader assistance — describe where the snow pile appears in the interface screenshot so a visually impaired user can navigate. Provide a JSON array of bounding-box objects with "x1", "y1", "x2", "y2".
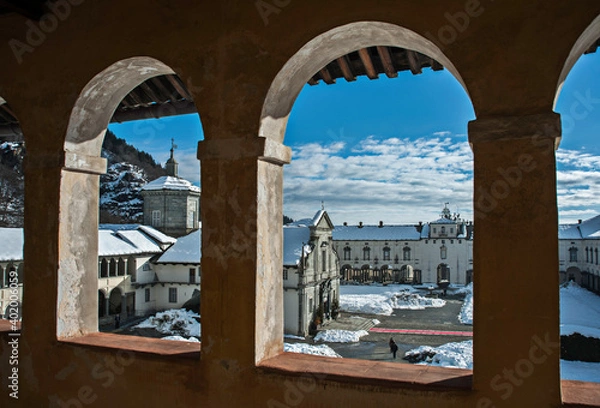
[
  {"x1": 314, "y1": 330, "x2": 369, "y2": 343},
  {"x1": 340, "y1": 286, "x2": 445, "y2": 315},
  {"x1": 560, "y1": 282, "x2": 600, "y2": 339},
  {"x1": 135, "y1": 309, "x2": 201, "y2": 337},
  {"x1": 392, "y1": 292, "x2": 446, "y2": 310},
  {"x1": 284, "y1": 342, "x2": 341, "y2": 358},
  {"x1": 161, "y1": 335, "x2": 200, "y2": 343},
  {"x1": 458, "y1": 283, "x2": 473, "y2": 325},
  {"x1": 340, "y1": 293, "x2": 395, "y2": 315},
  {"x1": 405, "y1": 340, "x2": 473, "y2": 369}
]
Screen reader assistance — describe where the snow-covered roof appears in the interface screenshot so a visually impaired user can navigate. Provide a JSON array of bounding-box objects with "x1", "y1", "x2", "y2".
[
  {"x1": 0, "y1": 228, "x2": 23, "y2": 262},
  {"x1": 283, "y1": 225, "x2": 311, "y2": 266},
  {"x1": 98, "y1": 225, "x2": 174, "y2": 257},
  {"x1": 333, "y1": 225, "x2": 421, "y2": 241},
  {"x1": 156, "y1": 229, "x2": 201, "y2": 264},
  {"x1": 559, "y1": 215, "x2": 600, "y2": 240},
  {"x1": 142, "y1": 176, "x2": 201, "y2": 193}
]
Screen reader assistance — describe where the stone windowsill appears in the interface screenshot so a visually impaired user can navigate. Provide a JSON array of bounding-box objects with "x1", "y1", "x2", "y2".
[
  {"x1": 258, "y1": 352, "x2": 473, "y2": 391},
  {"x1": 57, "y1": 332, "x2": 201, "y2": 358},
  {"x1": 1, "y1": 321, "x2": 598, "y2": 406},
  {"x1": 259, "y1": 352, "x2": 600, "y2": 407}
]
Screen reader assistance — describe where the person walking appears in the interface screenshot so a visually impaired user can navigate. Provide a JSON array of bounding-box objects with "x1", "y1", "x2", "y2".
[{"x1": 389, "y1": 337, "x2": 398, "y2": 359}]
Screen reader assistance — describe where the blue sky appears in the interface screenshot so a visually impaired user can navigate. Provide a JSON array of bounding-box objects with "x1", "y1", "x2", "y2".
[{"x1": 109, "y1": 51, "x2": 600, "y2": 226}]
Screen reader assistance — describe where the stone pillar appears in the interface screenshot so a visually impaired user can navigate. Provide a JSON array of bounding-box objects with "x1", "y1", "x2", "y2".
[
  {"x1": 469, "y1": 113, "x2": 561, "y2": 407},
  {"x1": 57, "y1": 152, "x2": 107, "y2": 337},
  {"x1": 197, "y1": 137, "x2": 291, "y2": 367}
]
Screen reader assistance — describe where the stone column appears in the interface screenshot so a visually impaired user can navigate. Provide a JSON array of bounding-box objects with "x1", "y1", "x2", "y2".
[
  {"x1": 57, "y1": 152, "x2": 107, "y2": 337},
  {"x1": 197, "y1": 137, "x2": 291, "y2": 367},
  {"x1": 469, "y1": 113, "x2": 561, "y2": 407}
]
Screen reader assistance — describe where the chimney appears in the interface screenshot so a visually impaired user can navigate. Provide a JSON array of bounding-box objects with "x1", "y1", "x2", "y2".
[
  {"x1": 343, "y1": 222, "x2": 348, "y2": 226},
  {"x1": 358, "y1": 221, "x2": 363, "y2": 228},
  {"x1": 378, "y1": 221, "x2": 383, "y2": 228},
  {"x1": 416, "y1": 221, "x2": 423, "y2": 233},
  {"x1": 578, "y1": 219, "x2": 582, "y2": 224}
]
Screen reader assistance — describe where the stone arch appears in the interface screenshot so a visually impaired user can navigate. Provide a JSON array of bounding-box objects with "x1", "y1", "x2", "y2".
[
  {"x1": 400, "y1": 264, "x2": 414, "y2": 283},
  {"x1": 98, "y1": 290, "x2": 107, "y2": 318},
  {"x1": 259, "y1": 21, "x2": 471, "y2": 143},
  {"x1": 566, "y1": 266, "x2": 582, "y2": 285},
  {"x1": 555, "y1": 14, "x2": 600, "y2": 106},
  {"x1": 64, "y1": 57, "x2": 176, "y2": 157},
  {"x1": 437, "y1": 263, "x2": 450, "y2": 287},
  {"x1": 57, "y1": 56, "x2": 196, "y2": 337},
  {"x1": 108, "y1": 287, "x2": 122, "y2": 315}
]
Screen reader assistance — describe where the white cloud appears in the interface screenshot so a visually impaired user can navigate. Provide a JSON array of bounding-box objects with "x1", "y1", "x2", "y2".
[
  {"x1": 284, "y1": 137, "x2": 600, "y2": 225},
  {"x1": 284, "y1": 135, "x2": 473, "y2": 224}
]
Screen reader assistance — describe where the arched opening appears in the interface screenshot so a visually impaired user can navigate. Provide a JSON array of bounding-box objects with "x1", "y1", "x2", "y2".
[
  {"x1": 554, "y1": 15, "x2": 600, "y2": 384},
  {"x1": 108, "y1": 288, "x2": 122, "y2": 316},
  {"x1": 264, "y1": 21, "x2": 475, "y2": 365},
  {"x1": 58, "y1": 56, "x2": 203, "y2": 340},
  {"x1": 98, "y1": 290, "x2": 107, "y2": 318},
  {"x1": 0, "y1": 96, "x2": 25, "y2": 324},
  {"x1": 437, "y1": 263, "x2": 450, "y2": 287}
]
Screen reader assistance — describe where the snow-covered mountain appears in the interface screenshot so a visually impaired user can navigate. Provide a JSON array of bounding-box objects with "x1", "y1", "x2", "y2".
[
  {"x1": 0, "y1": 131, "x2": 167, "y2": 227},
  {"x1": 0, "y1": 141, "x2": 24, "y2": 228},
  {"x1": 99, "y1": 132, "x2": 167, "y2": 223}
]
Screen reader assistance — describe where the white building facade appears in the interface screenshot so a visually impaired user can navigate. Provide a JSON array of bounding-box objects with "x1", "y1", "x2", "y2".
[
  {"x1": 332, "y1": 205, "x2": 474, "y2": 286},
  {"x1": 135, "y1": 229, "x2": 201, "y2": 315},
  {"x1": 559, "y1": 215, "x2": 600, "y2": 294},
  {"x1": 283, "y1": 210, "x2": 341, "y2": 336}
]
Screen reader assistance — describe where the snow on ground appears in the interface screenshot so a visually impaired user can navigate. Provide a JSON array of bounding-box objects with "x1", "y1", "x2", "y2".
[
  {"x1": 560, "y1": 282, "x2": 600, "y2": 339},
  {"x1": 284, "y1": 342, "x2": 342, "y2": 358},
  {"x1": 161, "y1": 335, "x2": 200, "y2": 343},
  {"x1": 340, "y1": 284, "x2": 445, "y2": 315},
  {"x1": 135, "y1": 309, "x2": 201, "y2": 337},
  {"x1": 458, "y1": 283, "x2": 473, "y2": 325},
  {"x1": 561, "y1": 360, "x2": 600, "y2": 383},
  {"x1": 314, "y1": 329, "x2": 369, "y2": 343},
  {"x1": 405, "y1": 340, "x2": 473, "y2": 369}
]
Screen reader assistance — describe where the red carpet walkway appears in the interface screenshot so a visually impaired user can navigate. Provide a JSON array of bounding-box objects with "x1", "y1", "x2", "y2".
[{"x1": 369, "y1": 327, "x2": 473, "y2": 336}]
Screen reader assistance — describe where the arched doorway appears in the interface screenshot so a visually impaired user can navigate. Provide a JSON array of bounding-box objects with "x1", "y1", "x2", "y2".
[
  {"x1": 108, "y1": 288, "x2": 122, "y2": 315},
  {"x1": 437, "y1": 263, "x2": 450, "y2": 287},
  {"x1": 98, "y1": 290, "x2": 107, "y2": 318}
]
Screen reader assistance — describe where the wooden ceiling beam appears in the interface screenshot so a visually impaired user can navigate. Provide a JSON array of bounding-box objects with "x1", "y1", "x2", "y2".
[
  {"x1": 376, "y1": 46, "x2": 398, "y2": 79},
  {"x1": 336, "y1": 56, "x2": 356, "y2": 82},
  {"x1": 358, "y1": 48, "x2": 378, "y2": 80},
  {"x1": 319, "y1": 67, "x2": 336, "y2": 85},
  {"x1": 139, "y1": 82, "x2": 162, "y2": 103},
  {"x1": 431, "y1": 59, "x2": 444, "y2": 71},
  {"x1": 110, "y1": 100, "x2": 198, "y2": 123},
  {"x1": 165, "y1": 75, "x2": 192, "y2": 100},
  {"x1": 307, "y1": 77, "x2": 320, "y2": 86},
  {"x1": 406, "y1": 50, "x2": 422, "y2": 75},
  {"x1": 149, "y1": 77, "x2": 176, "y2": 101}
]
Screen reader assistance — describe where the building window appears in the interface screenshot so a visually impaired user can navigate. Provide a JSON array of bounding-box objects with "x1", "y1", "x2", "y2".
[
  {"x1": 586, "y1": 247, "x2": 589, "y2": 263},
  {"x1": 403, "y1": 247, "x2": 411, "y2": 261},
  {"x1": 450, "y1": 227, "x2": 454, "y2": 234},
  {"x1": 440, "y1": 245, "x2": 447, "y2": 260},
  {"x1": 169, "y1": 288, "x2": 178, "y2": 303},
  {"x1": 322, "y1": 250, "x2": 327, "y2": 272},
  {"x1": 441, "y1": 226, "x2": 446, "y2": 235},
  {"x1": 145, "y1": 288, "x2": 150, "y2": 302},
  {"x1": 283, "y1": 270, "x2": 288, "y2": 280},
  {"x1": 596, "y1": 248, "x2": 598, "y2": 265},
  {"x1": 363, "y1": 247, "x2": 370, "y2": 261},
  {"x1": 433, "y1": 227, "x2": 437, "y2": 233},
  {"x1": 569, "y1": 247, "x2": 578, "y2": 262},
  {"x1": 343, "y1": 246, "x2": 351, "y2": 261},
  {"x1": 152, "y1": 210, "x2": 161, "y2": 227},
  {"x1": 189, "y1": 268, "x2": 196, "y2": 284},
  {"x1": 383, "y1": 247, "x2": 390, "y2": 261},
  {"x1": 142, "y1": 262, "x2": 151, "y2": 271}
]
